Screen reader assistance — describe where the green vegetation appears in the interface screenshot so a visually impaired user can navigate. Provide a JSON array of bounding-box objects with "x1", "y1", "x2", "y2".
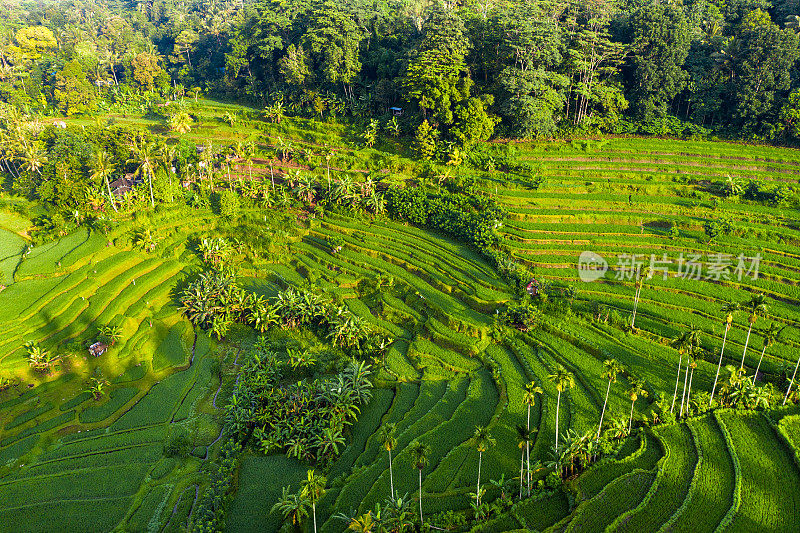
[{"x1": 2, "y1": 1, "x2": 800, "y2": 530}]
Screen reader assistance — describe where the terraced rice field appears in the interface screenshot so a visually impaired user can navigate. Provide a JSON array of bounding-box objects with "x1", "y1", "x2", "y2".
[
  {"x1": 0, "y1": 209, "x2": 230, "y2": 531},
  {"x1": 2, "y1": 110, "x2": 800, "y2": 531}
]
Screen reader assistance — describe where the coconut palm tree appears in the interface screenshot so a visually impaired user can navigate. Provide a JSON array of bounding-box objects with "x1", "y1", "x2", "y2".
[
  {"x1": 675, "y1": 327, "x2": 701, "y2": 415},
  {"x1": 128, "y1": 135, "x2": 157, "y2": 207},
  {"x1": 470, "y1": 425, "x2": 495, "y2": 507},
  {"x1": 516, "y1": 424, "x2": 533, "y2": 498},
  {"x1": 754, "y1": 322, "x2": 784, "y2": 380},
  {"x1": 300, "y1": 469, "x2": 326, "y2": 533},
  {"x1": 670, "y1": 330, "x2": 693, "y2": 413},
  {"x1": 90, "y1": 149, "x2": 118, "y2": 212},
  {"x1": 378, "y1": 423, "x2": 397, "y2": 500},
  {"x1": 272, "y1": 486, "x2": 310, "y2": 530},
  {"x1": 168, "y1": 109, "x2": 193, "y2": 133},
  {"x1": 409, "y1": 440, "x2": 429, "y2": 527},
  {"x1": 523, "y1": 380, "x2": 542, "y2": 493},
  {"x1": 548, "y1": 365, "x2": 574, "y2": 453},
  {"x1": 711, "y1": 303, "x2": 738, "y2": 404},
  {"x1": 627, "y1": 380, "x2": 648, "y2": 433},
  {"x1": 597, "y1": 359, "x2": 623, "y2": 440},
  {"x1": 739, "y1": 294, "x2": 769, "y2": 370},
  {"x1": 20, "y1": 141, "x2": 46, "y2": 175}
]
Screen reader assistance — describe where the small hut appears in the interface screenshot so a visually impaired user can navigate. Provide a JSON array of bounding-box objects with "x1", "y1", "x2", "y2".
[
  {"x1": 88, "y1": 342, "x2": 108, "y2": 357},
  {"x1": 109, "y1": 173, "x2": 143, "y2": 198}
]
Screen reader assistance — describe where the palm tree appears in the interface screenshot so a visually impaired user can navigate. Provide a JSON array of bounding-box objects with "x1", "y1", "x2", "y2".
[
  {"x1": 272, "y1": 486, "x2": 310, "y2": 530},
  {"x1": 523, "y1": 380, "x2": 542, "y2": 493},
  {"x1": 597, "y1": 359, "x2": 623, "y2": 440},
  {"x1": 784, "y1": 352, "x2": 800, "y2": 405},
  {"x1": 627, "y1": 380, "x2": 648, "y2": 433},
  {"x1": 711, "y1": 303, "x2": 738, "y2": 404},
  {"x1": 168, "y1": 110, "x2": 193, "y2": 133},
  {"x1": 548, "y1": 365, "x2": 574, "y2": 453},
  {"x1": 90, "y1": 149, "x2": 117, "y2": 212},
  {"x1": 470, "y1": 426, "x2": 495, "y2": 506},
  {"x1": 516, "y1": 424, "x2": 533, "y2": 498},
  {"x1": 300, "y1": 469, "x2": 326, "y2": 533},
  {"x1": 128, "y1": 135, "x2": 157, "y2": 207},
  {"x1": 20, "y1": 141, "x2": 46, "y2": 175},
  {"x1": 409, "y1": 441, "x2": 429, "y2": 527},
  {"x1": 678, "y1": 327, "x2": 700, "y2": 416},
  {"x1": 739, "y1": 294, "x2": 768, "y2": 370},
  {"x1": 754, "y1": 322, "x2": 783, "y2": 380},
  {"x1": 674, "y1": 327, "x2": 700, "y2": 416},
  {"x1": 377, "y1": 423, "x2": 397, "y2": 500}
]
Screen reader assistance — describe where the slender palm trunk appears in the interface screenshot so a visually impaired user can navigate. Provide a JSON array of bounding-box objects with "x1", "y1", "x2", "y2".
[
  {"x1": 687, "y1": 368, "x2": 695, "y2": 413},
  {"x1": 104, "y1": 174, "x2": 118, "y2": 212},
  {"x1": 312, "y1": 502, "x2": 317, "y2": 533},
  {"x1": 519, "y1": 447, "x2": 525, "y2": 499},
  {"x1": 631, "y1": 283, "x2": 642, "y2": 329},
  {"x1": 755, "y1": 345, "x2": 767, "y2": 380},
  {"x1": 740, "y1": 323, "x2": 753, "y2": 370},
  {"x1": 147, "y1": 169, "x2": 154, "y2": 207},
  {"x1": 555, "y1": 390, "x2": 561, "y2": 453},
  {"x1": 269, "y1": 160, "x2": 275, "y2": 189},
  {"x1": 680, "y1": 359, "x2": 690, "y2": 418},
  {"x1": 388, "y1": 449, "x2": 394, "y2": 500},
  {"x1": 671, "y1": 354, "x2": 682, "y2": 412},
  {"x1": 526, "y1": 404, "x2": 531, "y2": 494},
  {"x1": 628, "y1": 399, "x2": 635, "y2": 433},
  {"x1": 711, "y1": 325, "x2": 730, "y2": 404},
  {"x1": 418, "y1": 469, "x2": 423, "y2": 527},
  {"x1": 597, "y1": 380, "x2": 611, "y2": 440},
  {"x1": 785, "y1": 354, "x2": 800, "y2": 405},
  {"x1": 526, "y1": 442, "x2": 531, "y2": 497},
  {"x1": 476, "y1": 451, "x2": 482, "y2": 506}
]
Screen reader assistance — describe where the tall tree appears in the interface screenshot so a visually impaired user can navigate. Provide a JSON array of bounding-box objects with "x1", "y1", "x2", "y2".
[
  {"x1": 409, "y1": 441, "x2": 429, "y2": 527},
  {"x1": 470, "y1": 425, "x2": 495, "y2": 507},
  {"x1": 711, "y1": 303, "x2": 738, "y2": 404},
  {"x1": 625, "y1": 3, "x2": 691, "y2": 118},
  {"x1": 627, "y1": 380, "x2": 648, "y2": 433},
  {"x1": 302, "y1": 1, "x2": 364, "y2": 98},
  {"x1": 90, "y1": 149, "x2": 117, "y2": 212},
  {"x1": 515, "y1": 424, "x2": 533, "y2": 499},
  {"x1": 739, "y1": 294, "x2": 769, "y2": 370},
  {"x1": 300, "y1": 469, "x2": 326, "y2": 533},
  {"x1": 597, "y1": 359, "x2": 623, "y2": 439},
  {"x1": 548, "y1": 365, "x2": 575, "y2": 453},
  {"x1": 128, "y1": 135, "x2": 157, "y2": 207},
  {"x1": 378, "y1": 423, "x2": 398, "y2": 500},
  {"x1": 523, "y1": 380, "x2": 542, "y2": 494}
]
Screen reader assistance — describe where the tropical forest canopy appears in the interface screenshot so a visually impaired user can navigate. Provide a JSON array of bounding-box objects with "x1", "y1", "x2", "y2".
[{"x1": 3, "y1": 0, "x2": 800, "y2": 140}]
